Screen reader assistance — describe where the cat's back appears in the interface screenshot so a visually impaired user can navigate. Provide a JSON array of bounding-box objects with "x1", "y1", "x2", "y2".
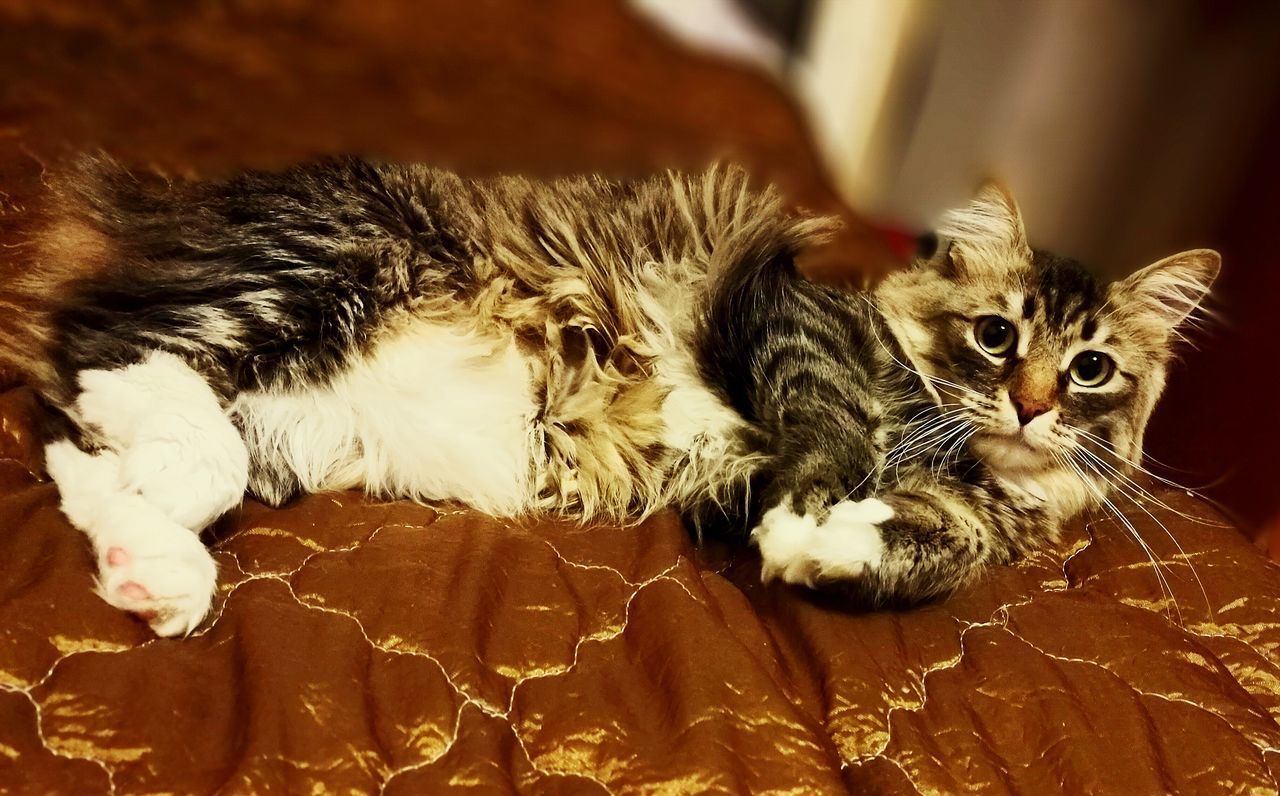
[
  {"x1": 26, "y1": 157, "x2": 817, "y2": 523},
  {"x1": 228, "y1": 165, "x2": 773, "y2": 519}
]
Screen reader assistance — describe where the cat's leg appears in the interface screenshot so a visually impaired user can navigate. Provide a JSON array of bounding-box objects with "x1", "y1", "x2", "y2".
[
  {"x1": 74, "y1": 350, "x2": 249, "y2": 530},
  {"x1": 753, "y1": 479, "x2": 1008, "y2": 604},
  {"x1": 749, "y1": 426, "x2": 889, "y2": 583},
  {"x1": 46, "y1": 350, "x2": 249, "y2": 635},
  {"x1": 44, "y1": 442, "x2": 218, "y2": 636}
]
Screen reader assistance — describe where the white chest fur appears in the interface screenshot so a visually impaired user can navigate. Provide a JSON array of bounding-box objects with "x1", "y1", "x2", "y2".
[
  {"x1": 993, "y1": 464, "x2": 1096, "y2": 524},
  {"x1": 233, "y1": 323, "x2": 539, "y2": 515}
]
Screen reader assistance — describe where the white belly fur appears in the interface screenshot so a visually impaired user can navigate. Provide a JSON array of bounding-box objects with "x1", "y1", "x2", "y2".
[{"x1": 233, "y1": 322, "x2": 539, "y2": 515}]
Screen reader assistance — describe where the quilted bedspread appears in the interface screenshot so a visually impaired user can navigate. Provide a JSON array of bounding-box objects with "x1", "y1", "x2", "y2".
[{"x1": 2, "y1": 382, "x2": 1279, "y2": 793}]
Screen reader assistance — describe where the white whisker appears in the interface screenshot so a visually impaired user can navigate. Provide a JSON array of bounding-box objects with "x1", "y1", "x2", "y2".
[
  {"x1": 887, "y1": 414, "x2": 972, "y2": 466},
  {"x1": 1060, "y1": 449, "x2": 1183, "y2": 624},
  {"x1": 928, "y1": 423, "x2": 974, "y2": 478},
  {"x1": 1071, "y1": 447, "x2": 1214, "y2": 617},
  {"x1": 1073, "y1": 444, "x2": 1226, "y2": 528},
  {"x1": 858, "y1": 295, "x2": 985, "y2": 402},
  {"x1": 1063, "y1": 423, "x2": 1226, "y2": 526}
]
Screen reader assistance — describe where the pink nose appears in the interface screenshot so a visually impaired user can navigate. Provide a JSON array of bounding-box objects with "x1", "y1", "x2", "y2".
[{"x1": 1012, "y1": 396, "x2": 1053, "y2": 426}]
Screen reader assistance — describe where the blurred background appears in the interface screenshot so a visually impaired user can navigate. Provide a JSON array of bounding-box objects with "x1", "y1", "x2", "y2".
[{"x1": 0, "y1": 0, "x2": 1277, "y2": 533}]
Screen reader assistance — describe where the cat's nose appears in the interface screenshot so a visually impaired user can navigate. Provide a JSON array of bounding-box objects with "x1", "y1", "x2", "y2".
[{"x1": 1012, "y1": 396, "x2": 1053, "y2": 426}]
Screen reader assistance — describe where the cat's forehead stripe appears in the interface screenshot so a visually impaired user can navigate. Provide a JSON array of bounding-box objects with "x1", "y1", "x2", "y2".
[{"x1": 1031, "y1": 251, "x2": 1104, "y2": 327}]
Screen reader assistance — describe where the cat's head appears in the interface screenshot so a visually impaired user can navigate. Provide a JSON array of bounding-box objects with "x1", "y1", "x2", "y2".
[{"x1": 873, "y1": 182, "x2": 1218, "y2": 495}]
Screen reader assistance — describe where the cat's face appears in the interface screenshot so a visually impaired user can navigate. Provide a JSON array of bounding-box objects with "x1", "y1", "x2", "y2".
[{"x1": 874, "y1": 183, "x2": 1218, "y2": 490}]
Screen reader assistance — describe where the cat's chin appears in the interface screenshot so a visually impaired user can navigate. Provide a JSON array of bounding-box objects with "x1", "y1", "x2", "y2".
[
  {"x1": 970, "y1": 432, "x2": 1055, "y2": 472},
  {"x1": 969, "y1": 432, "x2": 1095, "y2": 517}
]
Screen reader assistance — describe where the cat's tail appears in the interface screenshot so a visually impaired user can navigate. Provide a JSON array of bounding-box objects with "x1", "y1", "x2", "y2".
[
  {"x1": 677, "y1": 164, "x2": 841, "y2": 288},
  {"x1": 0, "y1": 155, "x2": 137, "y2": 395},
  {"x1": 0, "y1": 221, "x2": 65, "y2": 394}
]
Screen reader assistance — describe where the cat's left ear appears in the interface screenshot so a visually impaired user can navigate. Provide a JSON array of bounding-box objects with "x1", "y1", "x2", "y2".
[{"x1": 1113, "y1": 248, "x2": 1220, "y2": 335}]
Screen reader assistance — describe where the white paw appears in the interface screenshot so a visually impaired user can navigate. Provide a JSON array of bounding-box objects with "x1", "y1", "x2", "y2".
[
  {"x1": 44, "y1": 441, "x2": 123, "y2": 529},
  {"x1": 75, "y1": 367, "x2": 149, "y2": 445},
  {"x1": 95, "y1": 529, "x2": 218, "y2": 637},
  {"x1": 119, "y1": 436, "x2": 248, "y2": 531},
  {"x1": 76, "y1": 351, "x2": 220, "y2": 444},
  {"x1": 75, "y1": 353, "x2": 250, "y2": 530},
  {"x1": 46, "y1": 439, "x2": 219, "y2": 637},
  {"x1": 45, "y1": 439, "x2": 118, "y2": 490},
  {"x1": 753, "y1": 498, "x2": 893, "y2": 587}
]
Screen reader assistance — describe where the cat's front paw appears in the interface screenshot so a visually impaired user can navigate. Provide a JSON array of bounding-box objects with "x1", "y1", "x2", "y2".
[
  {"x1": 96, "y1": 532, "x2": 218, "y2": 637},
  {"x1": 752, "y1": 498, "x2": 893, "y2": 587}
]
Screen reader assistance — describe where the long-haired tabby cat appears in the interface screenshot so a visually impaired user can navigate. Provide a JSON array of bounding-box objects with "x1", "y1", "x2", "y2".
[{"x1": 3, "y1": 157, "x2": 1216, "y2": 636}]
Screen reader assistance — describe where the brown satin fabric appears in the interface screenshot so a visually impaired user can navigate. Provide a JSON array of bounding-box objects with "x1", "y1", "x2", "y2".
[{"x1": 1, "y1": 380, "x2": 1279, "y2": 792}]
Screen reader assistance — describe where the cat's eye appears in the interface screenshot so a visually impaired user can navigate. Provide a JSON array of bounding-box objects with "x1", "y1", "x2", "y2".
[
  {"x1": 1069, "y1": 351, "x2": 1114, "y2": 387},
  {"x1": 974, "y1": 316, "x2": 1017, "y2": 357}
]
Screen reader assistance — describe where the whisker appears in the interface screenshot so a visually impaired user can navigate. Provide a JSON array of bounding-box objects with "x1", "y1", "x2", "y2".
[
  {"x1": 835, "y1": 466, "x2": 880, "y2": 506},
  {"x1": 884, "y1": 415, "x2": 969, "y2": 470},
  {"x1": 933, "y1": 429, "x2": 961, "y2": 475},
  {"x1": 1072, "y1": 448, "x2": 1214, "y2": 617},
  {"x1": 1061, "y1": 449, "x2": 1183, "y2": 623},
  {"x1": 944, "y1": 427, "x2": 978, "y2": 472},
  {"x1": 899, "y1": 401, "x2": 967, "y2": 428},
  {"x1": 887, "y1": 415, "x2": 973, "y2": 467},
  {"x1": 889, "y1": 407, "x2": 973, "y2": 451},
  {"x1": 858, "y1": 295, "x2": 986, "y2": 402},
  {"x1": 1073, "y1": 445, "x2": 1227, "y2": 528},
  {"x1": 1065, "y1": 423, "x2": 1218, "y2": 495},
  {"x1": 890, "y1": 421, "x2": 974, "y2": 486},
  {"x1": 835, "y1": 413, "x2": 970, "y2": 506}
]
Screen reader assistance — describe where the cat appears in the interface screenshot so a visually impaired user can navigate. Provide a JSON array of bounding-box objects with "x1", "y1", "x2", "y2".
[{"x1": 0, "y1": 156, "x2": 1217, "y2": 636}]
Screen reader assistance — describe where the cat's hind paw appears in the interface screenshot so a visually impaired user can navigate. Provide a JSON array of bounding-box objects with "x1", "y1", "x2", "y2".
[
  {"x1": 753, "y1": 498, "x2": 893, "y2": 587},
  {"x1": 46, "y1": 433, "x2": 219, "y2": 637},
  {"x1": 95, "y1": 529, "x2": 218, "y2": 637}
]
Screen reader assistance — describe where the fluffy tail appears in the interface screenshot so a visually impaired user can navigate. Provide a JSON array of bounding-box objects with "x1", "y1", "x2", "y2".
[
  {"x1": 0, "y1": 223, "x2": 62, "y2": 392},
  {"x1": 0, "y1": 155, "x2": 139, "y2": 395}
]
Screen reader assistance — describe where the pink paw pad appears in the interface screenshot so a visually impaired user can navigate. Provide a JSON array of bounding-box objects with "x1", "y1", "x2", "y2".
[
  {"x1": 107, "y1": 547, "x2": 130, "y2": 567},
  {"x1": 118, "y1": 581, "x2": 151, "y2": 601}
]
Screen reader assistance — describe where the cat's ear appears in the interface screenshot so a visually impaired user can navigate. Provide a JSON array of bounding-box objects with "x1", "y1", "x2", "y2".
[
  {"x1": 1113, "y1": 248, "x2": 1220, "y2": 337},
  {"x1": 932, "y1": 179, "x2": 1031, "y2": 276}
]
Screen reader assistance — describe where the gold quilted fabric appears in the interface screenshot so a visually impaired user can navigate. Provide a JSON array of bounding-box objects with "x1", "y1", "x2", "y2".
[{"x1": 1, "y1": 384, "x2": 1278, "y2": 793}]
